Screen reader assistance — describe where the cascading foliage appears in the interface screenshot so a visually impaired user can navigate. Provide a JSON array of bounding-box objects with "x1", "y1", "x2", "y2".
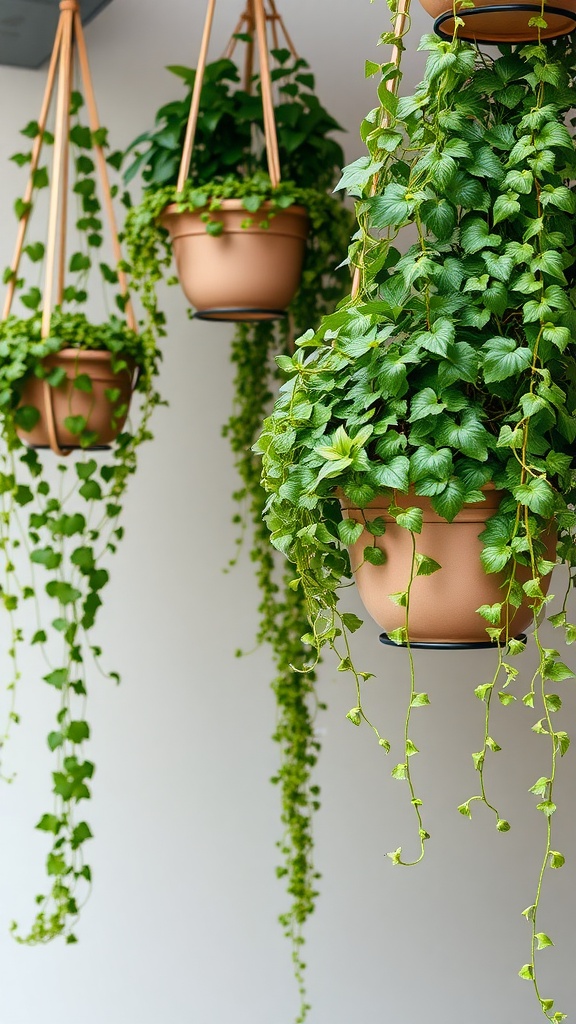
[
  {"x1": 122, "y1": 49, "x2": 352, "y2": 1021},
  {"x1": 0, "y1": 95, "x2": 161, "y2": 944},
  {"x1": 257, "y1": 20, "x2": 576, "y2": 1022}
]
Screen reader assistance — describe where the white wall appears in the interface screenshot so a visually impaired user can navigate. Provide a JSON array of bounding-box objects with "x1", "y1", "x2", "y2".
[{"x1": 0, "y1": 2, "x2": 574, "y2": 1022}]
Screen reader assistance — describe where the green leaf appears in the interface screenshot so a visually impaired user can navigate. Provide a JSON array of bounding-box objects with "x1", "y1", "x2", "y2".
[
  {"x1": 409, "y1": 387, "x2": 445, "y2": 421},
  {"x1": 341, "y1": 612, "x2": 363, "y2": 633},
  {"x1": 513, "y1": 478, "x2": 555, "y2": 516},
  {"x1": 43, "y1": 668, "x2": 68, "y2": 690},
  {"x1": 431, "y1": 478, "x2": 466, "y2": 522},
  {"x1": 483, "y1": 337, "x2": 532, "y2": 382},
  {"x1": 536, "y1": 800, "x2": 557, "y2": 816},
  {"x1": 338, "y1": 519, "x2": 364, "y2": 545},
  {"x1": 346, "y1": 707, "x2": 362, "y2": 726},
  {"x1": 415, "y1": 554, "x2": 441, "y2": 576},
  {"x1": 550, "y1": 851, "x2": 565, "y2": 868},
  {"x1": 492, "y1": 193, "x2": 520, "y2": 225},
  {"x1": 460, "y1": 217, "x2": 501, "y2": 254},
  {"x1": 518, "y1": 964, "x2": 534, "y2": 980},
  {"x1": 364, "y1": 545, "x2": 386, "y2": 566},
  {"x1": 413, "y1": 318, "x2": 455, "y2": 357},
  {"x1": 391, "y1": 763, "x2": 407, "y2": 780},
  {"x1": 36, "y1": 814, "x2": 60, "y2": 834},
  {"x1": 396, "y1": 507, "x2": 423, "y2": 533},
  {"x1": 370, "y1": 184, "x2": 414, "y2": 228},
  {"x1": 536, "y1": 933, "x2": 554, "y2": 950},
  {"x1": 410, "y1": 693, "x2": 430, "y2": 707},
  {"x1": 370, "y1": 456, "x2": 410, "y2": 490}
]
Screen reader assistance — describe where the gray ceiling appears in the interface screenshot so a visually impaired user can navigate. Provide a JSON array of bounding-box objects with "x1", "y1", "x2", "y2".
[{"x1": 0, "y1": 0, "x2": 112, "y2": 68}]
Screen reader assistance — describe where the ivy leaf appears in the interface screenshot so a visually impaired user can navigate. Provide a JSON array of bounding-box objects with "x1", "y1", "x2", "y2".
[
  {"x1": 513, "y1": 478, "x2": 555, "y2": 516},
  {"x1": 483, "y1": 337, "x2": 532, "y2": 382},
  {"x1": 413, "y1": 318, "x2": 455, "y2": 356},
  {"x1": 338, "y1": 519, "x2": 364, "y2": 545},
  {"x1": 370, "y1": 456, "x2": 410, "y2": 491},
  {"x1": 409, "y1": 388, "x2": 445, "y2": 421},
  {"x1": 364, "y1": 546, "x2": 386, "y2": 566},
  {"x1": 396, "y1": 506, "x2": 423, "y2": 533},
  {"x1": 431, "y1": 478, "x2": 466, "y2": 521},
  {"x1": 410, "y1": 693, "x2": 430, "y2": 707},
  {"x1": 460, "y1": 217, "x2": 502, "y2": 254},
  {"x1": 370, "y1": 184, "x2": 414, "y2": 227}
]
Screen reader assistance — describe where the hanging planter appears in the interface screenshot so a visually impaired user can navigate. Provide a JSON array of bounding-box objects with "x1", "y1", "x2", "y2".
[
  {"x1": 3, "y1": 0, "x2": 144, "y2": 456},
  {"x1": 0, "y1": 0, "x2": 160, "y2": 945},
  {"x1": 159, "y1": 199, "x2": 309, "y2": 321},
  {"x1": 421, "y1": 0, "x2": 576, "y2": 44},
  {"x1": 340, "y1": 488, "x2": 557, "y2": 644},
  {"x1": 258, "y1": 3, "x2": 576, "y2": 1019},
  {"x1": 123, "y1": 0, "x2": 350, "y2": 326},
  {"x1": 17, "y1": 348, "x2": 135, "y2": 450},
  {"x1": 159, "y1": 0, "x2": 311, "y2": 321}
]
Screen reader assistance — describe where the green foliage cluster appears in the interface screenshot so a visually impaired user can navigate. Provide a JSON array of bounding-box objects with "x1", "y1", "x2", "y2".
[
  {"x1": 122, "y1": 44, "x2": 351, "y2": 1021},
  {"x1": 258, "y1": 26, "x2": 576, "y2": 1022},
  {"x1": 123, "y1": 51, "x2": 344, "y2": 193},
  {"x1": 0, "y1": 96, "x2": 161, "y2": 944}
]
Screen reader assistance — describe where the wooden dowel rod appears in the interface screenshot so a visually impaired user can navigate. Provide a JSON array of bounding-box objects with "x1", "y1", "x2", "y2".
[
  {"x1": 254, "y1": 0, "x2": 281, "y2": 186},
  {"x1": 57, "y1": 18, "x2": 73, "y2": 306},
  {"x1": 224, "y1": 12, "x2": 246, "y2": 59},
  {"x1": 74, "y1": 12, "x2": 138, "y2": 332},
  {"x1": 243, "y1": 1, "x2": 255, "y2": 93},
  {"x1": 42, "y1": 9, "x2": 74, "y2": 338},
  {"x1": 268, "y1": 0, "x2": 298, "y2": 59},
  {"x1": 176, "y1": 0, "x2": 217, "y2": 193},
  {"x1": 2, "y1": 17, "x2": 63, "y2": 320},
  {"x1": 351, "y1": 0, "x2": 409, "y2": 299}
]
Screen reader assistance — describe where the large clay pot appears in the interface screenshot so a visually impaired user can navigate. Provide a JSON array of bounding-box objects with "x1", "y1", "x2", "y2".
[
  {"x1": 340, "y1": 488, "x2": 557, "y2": 644},
  {"x1": 160, "y1": 200, "x2": 309, "y2": 322},
  {"x1": 420, "y1": 0, "x2": 576, "y2": 43},
  {"x1": 18, "y1": 349, "x2": 135, "y2": 451}
]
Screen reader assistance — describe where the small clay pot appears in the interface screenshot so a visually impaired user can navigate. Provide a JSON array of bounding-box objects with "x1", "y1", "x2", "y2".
[
  {"x1": 18, "y1": 349, "x2": 135, "y2": 452},
  {"x1": 340, "y1": 488, "x2": 557, "y2": 644},
  {"x1": 419, "y1": 0, "x2": 576, "y2": 43},
  {"x1": 159, "y1": 200, "x2": 309, "y2": 321}
]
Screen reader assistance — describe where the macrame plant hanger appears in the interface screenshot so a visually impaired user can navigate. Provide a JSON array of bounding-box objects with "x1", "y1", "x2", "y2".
[
  {"x1": 176, "y1": 0, "x2": 298, "y2": 196},
  {"x1": 2, "y1": 0, "x2": 137, "y2": 457}
]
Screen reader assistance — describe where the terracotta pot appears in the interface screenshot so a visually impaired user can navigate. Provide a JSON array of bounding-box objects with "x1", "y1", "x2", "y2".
[
  {"x1": 18, "y1": 349, "x2": 135, "y2": 451},
  {"x1": 159, "y1": 200, "x2": 309, "y2": 322},
  {"x1": 340, "y1": 488, "x2": 557, "y2": 644},
  {"x1": 420, "y1": 0, "x2": 576, "y2": 43}
]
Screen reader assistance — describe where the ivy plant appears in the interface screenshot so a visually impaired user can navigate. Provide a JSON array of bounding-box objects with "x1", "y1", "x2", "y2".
[
  {"x1": 258, "y1": 19, "x2": 576, "y2": 1022},
  {"x1": 0, "y1": 94, "x2": 161, "y2": 945},
  {"x1": 122, "y1": 44, "x2": 351, "y2": 1022}
]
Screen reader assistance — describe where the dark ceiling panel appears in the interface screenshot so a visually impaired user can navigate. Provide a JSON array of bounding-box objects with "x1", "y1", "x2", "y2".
[{"x1": 0, "y1": 0, "x2": 112, "y2": 68}]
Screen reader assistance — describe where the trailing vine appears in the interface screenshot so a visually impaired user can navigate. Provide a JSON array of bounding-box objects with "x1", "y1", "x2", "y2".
[
  {"x1": 0, "y1": 91, "x2": 161, "y2": 944},
  {"x1": 122, "y1": 46, "x2": 351, "y2": 1021}
]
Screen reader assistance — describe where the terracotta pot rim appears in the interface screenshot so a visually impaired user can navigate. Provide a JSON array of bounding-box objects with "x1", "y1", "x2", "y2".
[
  {"x1": 42, "y1": 348, "x2": 131, "y2": 363},
  {"x1": 161, "y1": 200, "x2": 309, "y2": 218},
  {"x1": 338, "y1": 483, "x2": 506, "y2": 523}
]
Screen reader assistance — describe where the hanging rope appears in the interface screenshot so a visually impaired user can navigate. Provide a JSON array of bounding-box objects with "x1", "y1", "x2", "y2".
[
  {"x1": 177, "y1": 0, "x2": 293, "y2": 192},
  {"x1": 2, "y1": 0, "x2": 138, "y2": 454}
]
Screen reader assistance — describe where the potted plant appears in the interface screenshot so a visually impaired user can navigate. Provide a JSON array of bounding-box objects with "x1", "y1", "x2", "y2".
[
  {"x1": 0, "y1": 71, "x2": 161, "y2": 944},
  {"x1": 122, "y1": 25, "x2": 351, "y2": 1023},
  {"x1": 258, "y1": 21, "x2": 576, "y2": 1022}
]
